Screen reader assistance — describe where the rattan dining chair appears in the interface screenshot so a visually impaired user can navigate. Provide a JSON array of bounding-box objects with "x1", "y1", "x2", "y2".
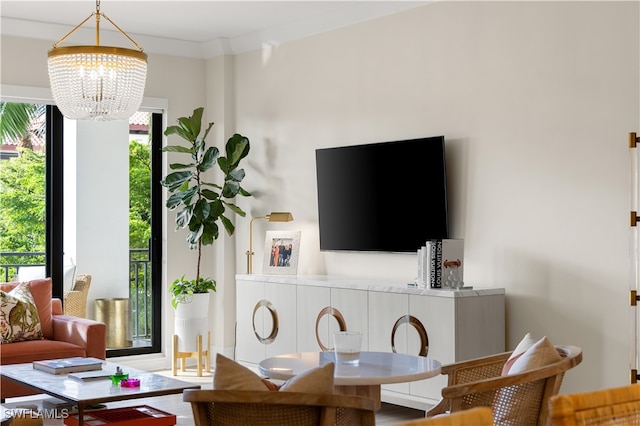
[
  {"x1": 427, "y1": 345, "x2": 582, "y2": 426},
  {"x1": 63, "y1": 274, "x2": 91, "y2": 318},
  {"x1": 393, "y1": 407, "x2": 494, "y2": 425},
  {"x1": 548, "y1": 383, "x2": 640, "y2": 425},
  {"x1": 183, "y1": 389, "x2": 376, "y2": 426}
]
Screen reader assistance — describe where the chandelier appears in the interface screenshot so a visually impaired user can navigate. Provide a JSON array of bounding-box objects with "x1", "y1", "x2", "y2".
[{"x1": 47, "y1": 0, "x2": 147, "y2": 121}]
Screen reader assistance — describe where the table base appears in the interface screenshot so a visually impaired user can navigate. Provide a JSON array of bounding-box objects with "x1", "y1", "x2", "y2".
[{"x1": 334, "y1": 385, "x2": 381, "y2": 410}]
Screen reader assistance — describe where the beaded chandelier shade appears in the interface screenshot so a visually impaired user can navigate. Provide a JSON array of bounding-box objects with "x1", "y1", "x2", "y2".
[{"x1": 47, "y1": 0, "x2": 147, "y2": 121}]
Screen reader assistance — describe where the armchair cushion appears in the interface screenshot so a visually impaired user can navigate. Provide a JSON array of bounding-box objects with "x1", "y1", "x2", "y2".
[
  {"x1": 0, "y1": 283, "x2": 43, "y2": 344},
  {"x1": 1, "y1": 278, "x2": 54, "y2": 338},
  {"x1": 501, "y1": 332, "x2": 536, "y2": 375},
  {"x1": 214, "y1": 353, "x2": 273, "y2": 391},
  {"x1": 280, "y1": 362, "x2": 334, "y2": 393},
  {"x1": 213, "y1": 354, "x2": 335, "y2": 394},
  {"x1": 507, "y1": 336, "x2": 561, "y2": 374}
]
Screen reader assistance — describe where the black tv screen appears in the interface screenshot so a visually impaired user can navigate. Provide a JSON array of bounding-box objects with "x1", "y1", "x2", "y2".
[{"x1": 315, "y1": 136, "x2": 448, "y2": 253}]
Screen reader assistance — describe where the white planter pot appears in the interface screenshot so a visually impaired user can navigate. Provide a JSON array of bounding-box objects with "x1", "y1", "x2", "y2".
[{"x1": 174, "y1": 292, "x2": 210, "y2": 352}]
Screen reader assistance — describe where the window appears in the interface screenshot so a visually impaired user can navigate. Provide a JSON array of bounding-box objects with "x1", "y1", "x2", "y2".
[{"x1": 0, "y1": 99, "x2": 163, "y2": 357}]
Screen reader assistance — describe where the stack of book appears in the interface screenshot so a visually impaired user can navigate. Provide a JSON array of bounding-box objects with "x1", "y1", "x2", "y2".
[
  {"x1": 417, "y1": 239, "x2": 464, "y2": 289},
  {"x1": 32, "y1": 356, "x2": 104, "y2": 375}
]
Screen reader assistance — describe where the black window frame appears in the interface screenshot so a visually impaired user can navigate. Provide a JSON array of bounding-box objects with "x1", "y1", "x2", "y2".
[{"x1": 47, "y1": 107, "x2": 163, "y2": 357}]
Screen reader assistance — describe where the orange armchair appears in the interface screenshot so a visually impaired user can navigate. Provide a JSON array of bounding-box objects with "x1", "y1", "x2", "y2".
[{"x1": 1, "y1": 278, "x2": 106, "y2": 399}]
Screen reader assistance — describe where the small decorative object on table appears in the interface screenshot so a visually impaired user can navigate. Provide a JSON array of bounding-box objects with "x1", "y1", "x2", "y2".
[
  {"x1": 69, "y1": 369, "x2": 113, "y2": 382},
  {"x1": 417, "y1": 239, "x2": 465, "y2": 289},
  {"x1": 109, "y1": 366, "x2": 129, "y2": 385},
  {"x1": 443, "y1": 259, "x2": 463, "y2": 289},
  {"x1": 120, "y1": 378, "x2": 140, "y2": 388},
  {"x1": 262, "y1": 230, "x2": 301, "y2": 275}
]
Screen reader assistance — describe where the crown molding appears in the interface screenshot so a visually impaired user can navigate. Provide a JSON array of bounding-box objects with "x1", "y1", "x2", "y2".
[
  {"x1": 1, "y1": 17, "x2": 210, "y2": 59},
  {"x1": 1, "y1": 2, "x2": 431, "y2": 60}
]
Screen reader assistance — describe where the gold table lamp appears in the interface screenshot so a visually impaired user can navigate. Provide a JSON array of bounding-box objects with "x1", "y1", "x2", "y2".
[{"x1": 246, "y1": 212, "x2": 294, "y2": 274}]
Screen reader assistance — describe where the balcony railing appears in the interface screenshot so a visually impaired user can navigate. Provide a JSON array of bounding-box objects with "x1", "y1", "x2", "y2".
[
  {"x1": 0, "y1": 250, "x2": 152, "y2": 341},
  {"x1": 1, "y1": 251, "x2": 46, "y2": 282}
]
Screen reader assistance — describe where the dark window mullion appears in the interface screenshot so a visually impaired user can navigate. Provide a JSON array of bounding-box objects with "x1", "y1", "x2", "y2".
[
  {"x1": 150, "y1": 112, "x2": 163, "y2": 353},
  {"x1": 46, "y1": 105, "x2": 64, "y2": 299},
  {"x1": 107, "y1": 111, "x2": 162, "y2": 357}
]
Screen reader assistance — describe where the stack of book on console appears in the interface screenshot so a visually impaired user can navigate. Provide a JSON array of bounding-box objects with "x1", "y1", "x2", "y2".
[
  {"x1": 33, "y1": 356, "x2": 104, "y2": 375},
  {"x1": 417, "y1": 239, "x2": 465, "y2": 289}
]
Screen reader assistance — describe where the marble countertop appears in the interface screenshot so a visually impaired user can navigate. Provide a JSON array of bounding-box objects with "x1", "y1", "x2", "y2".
[{"x1": 236, "y1": 274, "x2": 504, "y2": 297}]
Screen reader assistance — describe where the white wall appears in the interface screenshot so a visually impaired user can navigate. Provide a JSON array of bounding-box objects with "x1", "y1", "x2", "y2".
[
  {"x1": 75, "y1": 120, "x2": 131, "y2": 314},
  {"x1": 60, "y1": 119, "x2": 131, "y2": 311},
  {"x1": 230, "y1": 1, "x2": 639, "y2": 395},
  {"x1": 2, "y1": 1, "x2": 639, "y2": 395}
]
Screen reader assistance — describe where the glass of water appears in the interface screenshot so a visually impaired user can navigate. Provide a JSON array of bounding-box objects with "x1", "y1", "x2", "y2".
[{"x1": 333, "y1": 331, "x2": 362, "y2": 365}]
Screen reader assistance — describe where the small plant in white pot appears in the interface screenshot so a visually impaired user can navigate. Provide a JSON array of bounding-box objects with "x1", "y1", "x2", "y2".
[
  {"x1": 168, "y1": 275, "x2": 216, "y2": 309},
  {"x1": 161, "y1": 107, "x2": 250, "y2": 364}
]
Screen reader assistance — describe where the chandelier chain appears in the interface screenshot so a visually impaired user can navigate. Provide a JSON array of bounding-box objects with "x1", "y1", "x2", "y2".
[{"x1": 51, "y1": 0, "x2": 143, "y2": 52}]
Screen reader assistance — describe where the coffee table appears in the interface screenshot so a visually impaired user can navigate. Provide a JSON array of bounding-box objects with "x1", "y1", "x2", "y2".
[
  {"x1": 259, "y1": 351, "x2": 441, "y2": 410},
  {"x1": 0, "y1": 361, "x2": 200, "y2": 425}
]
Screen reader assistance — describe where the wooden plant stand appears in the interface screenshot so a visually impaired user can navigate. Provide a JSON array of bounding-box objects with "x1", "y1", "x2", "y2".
[{"x1": 172, "y1": 331, "x2": 211, "y2": 376}]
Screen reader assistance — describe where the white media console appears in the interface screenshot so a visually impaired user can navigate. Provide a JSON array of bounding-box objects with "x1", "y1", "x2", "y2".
[{"x1": 235, "y1": 274, "x2": 505, "y2": 410}]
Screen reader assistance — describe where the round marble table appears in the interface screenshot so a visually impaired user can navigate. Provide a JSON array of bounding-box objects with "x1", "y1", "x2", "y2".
[{"x1": 259, "y1": 351, "x2": 441, "y2": 409}]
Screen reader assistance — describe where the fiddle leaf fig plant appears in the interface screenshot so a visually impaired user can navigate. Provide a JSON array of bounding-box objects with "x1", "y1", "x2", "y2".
[{"x1": 161, "y1": 107, "x2": 251, "y2": 308}]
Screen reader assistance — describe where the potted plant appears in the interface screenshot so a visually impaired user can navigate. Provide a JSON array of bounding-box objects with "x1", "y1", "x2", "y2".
[{"x1": 161, "y1": 107, "x2": 251, "y2": 309}]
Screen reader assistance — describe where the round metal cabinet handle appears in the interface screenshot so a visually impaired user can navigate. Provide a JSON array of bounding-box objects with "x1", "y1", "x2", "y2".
[
  {"x1": 315, "y1": 306, "x2": 347, "y2": 351},
  {"x1": 252, "y1": 299, "x2": 279, "y2": 344},
  {"x1": 391, "y1": 315, "x2": 429, "y2": 356}
]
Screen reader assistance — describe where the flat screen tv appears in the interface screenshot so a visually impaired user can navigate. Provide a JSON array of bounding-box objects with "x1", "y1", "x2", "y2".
[{"x1": 315, "y1": 136, "x2": 448, "y2": 253}]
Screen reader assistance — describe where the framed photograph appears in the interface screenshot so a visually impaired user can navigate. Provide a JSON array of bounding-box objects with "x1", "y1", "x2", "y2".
[{"x1": 263, "y1": 231, "x2": 301, "y2": 275}]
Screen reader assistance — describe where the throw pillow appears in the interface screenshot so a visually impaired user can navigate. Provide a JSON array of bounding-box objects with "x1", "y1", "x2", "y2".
[
  {"x1": 214, "y1": 353, "x2": 271, "y2": 391},
  {"x1": 0, "y1": 283, "x2": 43, "y2": 344},
  {"x1": 213, "y1": 353, "x2": 335, "y2": 394},
  {"x1": 279, "y1": 362, "x2": 334, "y2": 393},
  {"x1": 501, "y1": 332, "x2": 537, "y2": 375},
  {"x1": 508, "y1": 336, "x2": 561, "y2": 374},
  {"x1": 493, "y1": 336, "x2": 562, "y2": 425},
  {"x1": 0, "y1": 278, "x2": 53, "y2": 339}
]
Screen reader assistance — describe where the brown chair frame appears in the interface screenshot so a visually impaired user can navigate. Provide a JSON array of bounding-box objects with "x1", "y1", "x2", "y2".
[
  {"x1": 427, "y1": 345, "x2": 582, "y2": 426},
  {"x1": 183, "y1": 389, "x2": 376, "y2": 426}
]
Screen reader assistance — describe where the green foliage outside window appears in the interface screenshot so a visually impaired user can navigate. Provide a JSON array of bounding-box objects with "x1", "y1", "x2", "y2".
[
  {"x1": 0, "y1": 103, "x2": 152, "y2": 273},
  {"x1": 129, "y1": 138, "x2": 152, "y2": 251},
  {"x1": 0, "y1": 148, "x2": 46, "y2": 271}
]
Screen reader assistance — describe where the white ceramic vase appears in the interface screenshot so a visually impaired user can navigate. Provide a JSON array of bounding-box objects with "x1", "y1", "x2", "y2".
[{"x1": 174, "y1": 292, "x2": 210, "y2": 352}]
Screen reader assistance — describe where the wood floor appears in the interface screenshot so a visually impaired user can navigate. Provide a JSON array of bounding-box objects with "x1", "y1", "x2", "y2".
[{"x1": 2, "y1": 369, "x2": 427, "y2": 425}]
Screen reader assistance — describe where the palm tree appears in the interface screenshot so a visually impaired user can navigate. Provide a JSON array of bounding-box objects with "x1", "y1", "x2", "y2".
[{"x1": 0, "y1": 102, "x2": 46, "y2": 151}]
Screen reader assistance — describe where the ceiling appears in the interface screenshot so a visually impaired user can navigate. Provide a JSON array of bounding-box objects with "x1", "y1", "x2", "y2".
[{"x1": 0, "y1": 1, "x2": 430, "y2": 59}]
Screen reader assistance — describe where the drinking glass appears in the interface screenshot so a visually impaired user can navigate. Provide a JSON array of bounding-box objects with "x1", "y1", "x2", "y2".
[{"x1": 333, "y1": 331, "x2": 362, "y2": 365}]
